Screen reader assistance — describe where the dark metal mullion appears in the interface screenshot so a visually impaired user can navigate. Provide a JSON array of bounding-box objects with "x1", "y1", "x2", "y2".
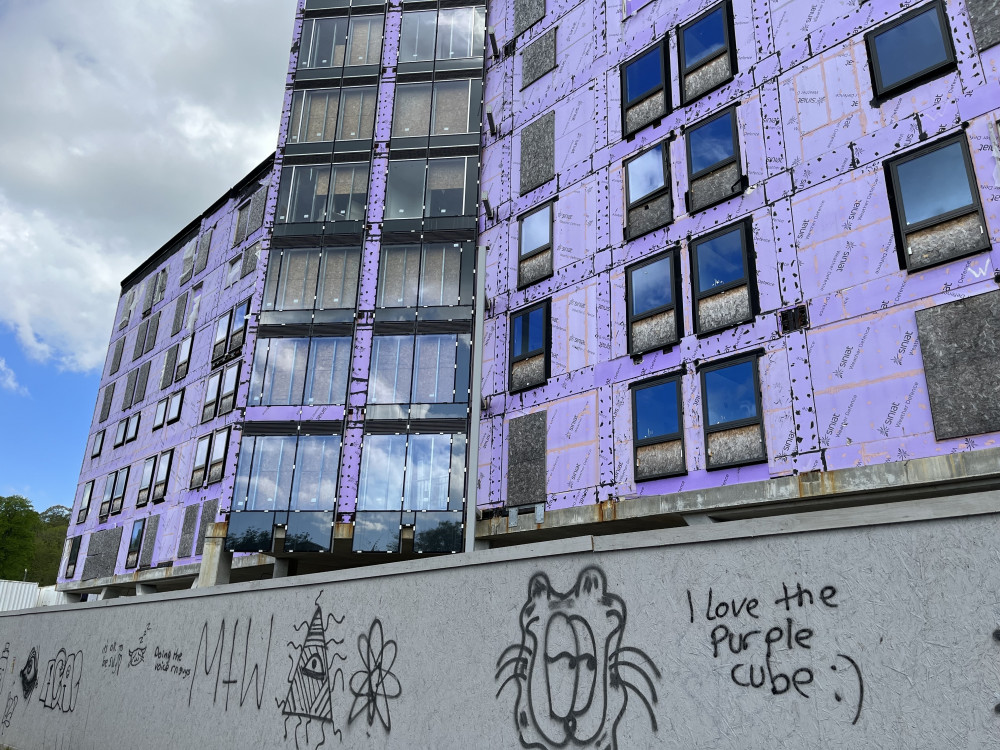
[{"x1": 867, "y1": 1, "x2": 955, "y2": 99}]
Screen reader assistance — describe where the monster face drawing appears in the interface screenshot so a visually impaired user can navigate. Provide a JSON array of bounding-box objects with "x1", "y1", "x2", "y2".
[{"x1": 496, "y1": 567, "x2": 659, "y2": 750}]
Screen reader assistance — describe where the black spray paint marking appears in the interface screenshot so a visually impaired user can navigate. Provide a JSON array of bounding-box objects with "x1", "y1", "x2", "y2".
[
  {"x1": 188, "y1": 615, "x2": 274, "y2": 712},
  {"x1": 38, "y1": 648, "x2": 83, "y2": 713},
  {"x1": 19, "y1": 647, "x2": 37, "y2": 700},
  {"x1": 497, "y1": 566, "x2": 660, "y2": 750},
  {"x1": 348, "y1": 618, "x2": 401, "y2": 733}
]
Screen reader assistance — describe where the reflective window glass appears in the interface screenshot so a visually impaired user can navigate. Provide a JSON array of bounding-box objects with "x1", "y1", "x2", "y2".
[
  {"x1": 688, "y1": 112, "x2": 736, "y2": 176},
  {"x1": 425, "y1": 158, "x2": 466, "y2": 216},
  {"x1": 634, "y1": 379, "x2": 680, "y2": 440},
  {"x1": 403, "y1": 434, "x2": 453, "y2": 510},
  {"x1": 304, "y1": 338, "x2": 352, "y2": 405},
  {"x1": 249, "y1": 338, "x2": 309, "y2": 406},
  {"x1": 627, "y1": 145, "x2": 666, "y2": 203},
  {"x1": 704, "y1": 360, "x2": 757, "y2": 426},
  {"x1": 357, "y1": 435, "x2": 407, "y2": 510},
  {"x1": 520, "y1": 205, "x2": 551, "y2": 257},
  {"x1": 238, "y1": 435, "x2": 297, "y2": 512},
  {"x1": 299, "y1": 18, "x2": 349, "y2": 69},
  {"x1": 369, "y1": 336, "x2": 415, "y2": 403},
  {"x1": 386, "y1": 161, "x2": 426, "y2": 219},
  {"x1": 694, "y1": 226, "x2": 746, "y2": 293},
  {"x1": 625, "y1": 47, "x2": 663, "y2": 104},
  {"x1": 400, "y1": 11, "x2": 437, "y2": 62},
  {"x1": 411, "y1": 335, "x2": 458, "y2": 403},
  {"x1": 895, "y1": 141, "x2": 974, "y2": 227},
  {"x1": 392, "y1": 83, "x2": 432, "y2": 137},
  {"x1": 630, "y1": 256, "x2": 672, "y2": 317},
  {"x1": 872, "y1": 6, "x2": 950, "y2": 93},
  {"x1": 290, "y1": 435, "x2": 341, "y2": 511},
  {"x1": 683, "y1": 6, "x2": 726, "y2": 69},
  {"x1": 336, "y1": 87, "x2": 377, "y2": 140},
  {"x1": 347, "y1": 16, "x2": 384, "y2": 66},
  {"x1": 436, "y1": 7, "x2": 485, "y2": 59}
]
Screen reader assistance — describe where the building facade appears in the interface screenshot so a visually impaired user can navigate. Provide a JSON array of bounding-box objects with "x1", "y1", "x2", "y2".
[{"x1": 59, "y1": 0, "x2": 1000, "y2": 592}]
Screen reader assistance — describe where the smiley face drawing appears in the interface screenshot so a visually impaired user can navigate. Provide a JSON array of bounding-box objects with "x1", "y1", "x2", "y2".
[
  {"x1": 830, "y1": 653, "x2": 864, "y2": 725},
  {"x1": 496, "y1": 567, "x2": 660, "y2": 750}
]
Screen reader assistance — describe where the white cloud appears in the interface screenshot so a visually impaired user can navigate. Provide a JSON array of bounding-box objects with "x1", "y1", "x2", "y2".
[
  {"x1": 0, "y1": 0, "x2": 296, "y2": 372},
  {"x1": 0, "y1": 356, "x2": 27, "y2": 396}
]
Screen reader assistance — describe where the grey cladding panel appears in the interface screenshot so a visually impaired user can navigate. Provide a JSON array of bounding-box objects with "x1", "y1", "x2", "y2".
[
  {"x1": 194, "y1": 228, "x2": 213, "y2": 275},
  {"x1": 81, "y1": 526, "x2": 122, "y2": 581},
  {"x1": 248, "y1": 187, "x2": 267, "y2": 235},
  {"x1": 141, "y1": 278, "x2": 155, "y2": 315},
  {"x1": 109, "y1": 338, "x2": 125, "y2": 375},
  {"x1": 144, "y1": 311, "x2": 160, "y2": 354},
  {"x1": 519, "y1": 111, "x2": 555, "y2": 195},
  {"x1": 968, "y1": 0, "x2": 1000, "y2": 50},
  {"x1": 241, "y1": 243, "x2": 261, "y2": 278},
  {"x1": 133, "y1": 320, "x2": 148, "y2": 360},
  {"x1": 627, "y1": 191, "x2": 672, "y2": 238},
  {"x1": 506, "y1": 411, "x2": 547, "y2": 506},
  {"x1": 522, "y1": 28, "x2": 556, "y2": 87},
  {"x1": 178, "y1": 505, "x2": 199, "y2": 559},
  {"x1": 916, "y1": 290, "x2": 1000, "y2": 440},
  {"x1": 514, "y1": 0, "x2": 544, "y2": 36},
  {"x1": 160, "y1": 345, "x2": 178, "y2": 390},
  {"x1": 196, "y1": 499, "x2": 219, "y2": 556},
  {"x1": 122, "y1": 368, "x2": 138, "y2": 410},
  {"x1": 134, "y1": 361, "x2": 151, "y2": 404},
  {"x1": 139, "y1": 515, "x2": 159, "y2": 568},
  {"x1": 99, "y1": 384, "x2": 115, "y2": 422}
]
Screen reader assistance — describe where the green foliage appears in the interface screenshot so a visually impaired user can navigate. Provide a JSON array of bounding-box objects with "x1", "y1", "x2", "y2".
[
  {"x1": 0, "y1": 497, "x2": 70, "y2": 585},
  {"x1": 0, "y1": 495, "x2": 39, "y2": 580}
]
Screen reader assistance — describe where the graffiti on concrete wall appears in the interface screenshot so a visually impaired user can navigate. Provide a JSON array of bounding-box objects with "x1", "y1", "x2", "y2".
[
  {"x1": 348, "y1": 618, "x2": 401, "y2": 733},
  {"x1": 19, "y1": 646, "x2": 37, "y2": 700},
  {"x1": 496, "y1": 566, "x2": 660, "y2": 749},
  {"x1": 187, "y1": 615, "x2": 274, "y2": 712},
  {"x1": 38, "y1": 648, "x2": 83, "y2": 713},
  {"x1": 278, "y1": 593, "x2": 348, "y2": 749},
  {"x1": 687, "y1": 580, "x2": 864, "y2": 725}
]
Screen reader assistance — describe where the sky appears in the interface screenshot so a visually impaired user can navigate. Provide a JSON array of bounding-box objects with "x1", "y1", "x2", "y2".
[{"x1": 0, "y1": 0, "x2": 298, "y2": 510}]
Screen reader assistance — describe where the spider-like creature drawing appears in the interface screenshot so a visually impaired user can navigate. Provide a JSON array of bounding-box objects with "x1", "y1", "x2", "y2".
[
  {"x1": 277, "y1": 591, "x2": 348, "y2": 750},
  {"x1": 496, "y1": 566, "x2": 660, "y2": 749}
]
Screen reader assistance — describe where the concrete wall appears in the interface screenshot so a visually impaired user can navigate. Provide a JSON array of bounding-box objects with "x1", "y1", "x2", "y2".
[{"x1": 8, "y1": 497, "x2": 1000, "y2": 748}]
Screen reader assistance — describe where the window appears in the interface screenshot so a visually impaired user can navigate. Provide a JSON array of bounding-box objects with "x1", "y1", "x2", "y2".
[
  {"x1": 64, "y1": 536, "x2": 82, "y2": 578},
  {"x1": 699, "y1": 355, "x2": 765, "y2": 469},
  {"x1": 621, "y1": 41, "x2": 668, "y2": 136},
  {"x1": 866, "y1": 2, "x2": 955, "y2": 99},
  {"x1": 690, "y1": 220, "x2": 755, "y2": 334},
  {"x1": 152, "y1": 450, "x2": 171, "y2": 502},
  {"x1": 626, "y1": 249, "x2": 680, "y2": 355},
  {"x1": 113, "y1": 418, "x2": 128, "y2": 448},
  {"x1": 518, "y1": 202, "x2": 554, "y2": 288},
  {"x1": 208, "y1": 428, "x2": 229, "y2": 484},
  {"x1": 179, "y1": 237, "x2": 197, "y2": 284},
  {"x1": 175, "y1": 335, "x2": 193, "y2": 381},
  {"x1": 230, "y1": 301, "x2": 249, "y2": 352},
  {"x1": 232, "y1": 435, "x2": 298, "y2": 511},
  {"x1": 355, "y1": 432, "x2": 465, "y2": 553},
  {"x1": 391, "y1": 80, "x2": 479, "y2": 138},
  {"x1": 153, "y1": 398, "x2": 167, "y2": 430},
  {"x1": 125, "y1": 413, "x2": 140, "y2": 443},
  {"x1": 191, "y1": 435, "x2": 212, "y2": 488},
  {"x1": 262, "y1": 248, "x2": 361, "y2": 312},
  {"x1": 686, "y1": 106, "x2": 742, "y2": 212},
  {"x1": 624, "y1": 142, "x2": 672, "y2": 238},
  {"x1": 249, "y1": 337, "x2": 352, "y2": 406},
  {"x1": 679, "y1": 0, "x2": 735, "y2": 103},
  {"x1": 376, "y1": 243, "x2": 465, "y2": 308},
  {"x1": 275, "y1": 163, "x2": 369, "y2": 224},
  {"x1": 885, "y1": 134, "x2": 988, "y2": 271},
  {"x1": 631, "y1": 374, "x2": 685, "y2": 480},
  {"x1": 288, "y1": 435, "x2": 342, "y2": 511},
  {"x1": 288, "y1": 87, "x2": 377, "y2": 143},
  {"x1": 385, "y1": 157, "x2": 475, "y2": 220},
  {"x1": 77, "y1": 481, "x2": 94, "y2": 524},
  {"x1": 110, "y1": 466, "x2": 129, "y2": 515},
  {"x1": 218, "y1": 362, "x2": 239, "y2": 416},
  {"x1": 90, "y1": 430, "x2": 105, "y2": 459},
  {"x1": 98, "y1": 474, "x2": 114, "y2": 519},
  {"x1": 212, "y1": 310, "x2": 232, "y2": 362},
  {"x1": 202, "y1": 371, "x2": 221, "y2": 423},
  {"x1": 298, "y1": 16, "x2": 384, "y2": 70},
  {"x1": 226, "y1": 257, "x2": 241, "y2": 287},
  {"x1": 167, "y1": 390, "x2": 183, "y2": 424},
  {"x1": 509, "y1": 300, "x2": 550, "y2": 392},
  {"x1": 369, "y1": 334, "x2": 470, "y2": 404},
  {"x1": 125, "y1": 518, "x2": 145, "y2": 569},
  {"x1": 137, "y1": 456, "x2": 156, "y2": 507},
  {"x1": 399, "y1": 8, "x2": 485, "y2": 63}
]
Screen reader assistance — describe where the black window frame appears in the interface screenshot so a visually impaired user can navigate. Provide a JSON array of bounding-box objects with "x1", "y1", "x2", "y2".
[
  {"x1": 699, "y1": 353, "x2": 764, "y2": 469},
  {"x1": 624, "y1": 140, "x2": 671, "y2": 210},
  {"x1": 865, "y1": 0, "x2": 956, "y2": 101},
  {"x1": 689, "y1": 218, "x2": 757, "y2": 335},
  {"x1": 152, "y1": 449, "x2": 172, "y2": 502},
  {"x1": 202, "y1": 370, "x2": 222, "y2": 423},
  {"x1": 98, "y1": 473, "x2": 114, "y2": 520},
  {"x1": 77, "y1": 480, "x2": 94, "y2": 524},
  {"x1": 153, "y1": 398, "x2": 167, "y2": 430},
  {"x1": 175, "y1": 334, "x2": 193, "y2": 381},
  {"x1": 137, "y1": 455, "x2": 156, "y2": 507},
  {"x1": 109, "y1": 466, "x2": 129, "y2": 515},
  {"x1": 884, "y1": 133, "x2": 989, "y2": 271},
  {"x1": 625, "y1": 247, "x2": 682, "y2": 356},
  {"x1": 686, "y1": 104, "x2": 741, "y2": 181},
  {"x1": 218, "y1": 361, "x2": 240, "y2": 417},
  {"x1": 508, "y1": 298, "x2": 551, "y2": 393},
  {"x1": 113, "y1": 418, "x2": 128, "y2": 448},
  {"x1": 620, "y1": 38, "x2": 670, "y2": 138},
  {"x1": 125, "y1": 518, "x2": 145, "y2": 569},
  {"x1": 630, "y1": 372, "x2": 686, "y2": 481},
  {"x1": 166, "y1": 389, "x2": 184, "y2": 425},
  {"x1": 64, "y1": 536, "x2": 82, "y2": 578},
  {"x1": 191, "y1": 434, "x2": 212, "y2": 489},
  {"x1": 90, "y1": 430, "x2": 104, "y2": 459},
  {"x1": 208, "y1": 427, "x2": 230, "y2": 485},
  {"x1": 678, "y1": 0, "x2": 737, "y2": 105},
  {"x1": 124, "y1": 413, "x2": 140, "y2": 444},
  {"x1": 518, "y1": 200, "x2": 554, "y2": 261}
]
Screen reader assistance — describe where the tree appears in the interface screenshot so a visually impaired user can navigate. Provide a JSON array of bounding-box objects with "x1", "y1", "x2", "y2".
[
  {"x1": 28, "y1": 505, "x2": 71, "y2": 586},
  {"x1": 0, "y1": 495, "x2": 39, "y2": 580}
]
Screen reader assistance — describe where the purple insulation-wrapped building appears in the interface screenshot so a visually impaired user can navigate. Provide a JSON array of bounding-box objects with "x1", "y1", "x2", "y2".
[{"x1": 58, "y1": 0, "x2": 1000, "y2": 593}]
